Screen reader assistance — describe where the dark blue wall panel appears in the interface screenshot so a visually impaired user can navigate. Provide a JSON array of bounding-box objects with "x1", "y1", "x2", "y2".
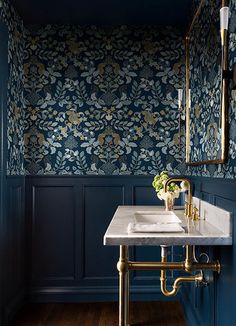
[
  {"x1": 83, "y1": 185, "x2": 124, "y2": 280},
  {"x1": 31, "y1": 185, "x2": 76, "y2": 282},
  {"x1": 25, "y1": 174, "x2": 236, "y2": 320},
  {"x1": 182, "y1": 176, "x2": 236, "y2": 326},
  {"x1": 133, "y1": 186, "x2": 160, "y2": 205},
  {"x1": 7, "y1": 180, "x2": 25, "y2": 295},
  {"x1": 3, "y1": 177, "x2": 25, "y2": 325},
  {"x1": 26, "y1": 175, "x2": 179, "y2": 302}
]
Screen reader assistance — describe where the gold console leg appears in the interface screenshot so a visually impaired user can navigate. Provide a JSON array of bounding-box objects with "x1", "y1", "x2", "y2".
[
  {"x1": 117, "y1": 245, "x2": 129, "y2": 326},
  {"x1": 125, "y1": 265, "x2": 130, "y2": 326}
]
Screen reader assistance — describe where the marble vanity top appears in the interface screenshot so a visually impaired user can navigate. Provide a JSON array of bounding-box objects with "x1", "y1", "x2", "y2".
[{"x1": 104, "y1": 206, "x2": 232, "y2": 246}]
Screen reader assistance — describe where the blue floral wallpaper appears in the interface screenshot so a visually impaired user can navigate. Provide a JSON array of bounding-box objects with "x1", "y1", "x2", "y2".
[
  {"x1": 1, "y1": 0, "x2": 236, "y2": 178},
  {"x1": 0, "y1": 0, "x2": 25, "y2": 175},
  {"x1": 23, "y1": 25, "x2": 186, "y2": 175},
  {"x1": 184, "y1": 0, "x2": 236, "y2": 178},
  {"x1": 188, "y1": 0, "x2": 222, "y2": 163}
]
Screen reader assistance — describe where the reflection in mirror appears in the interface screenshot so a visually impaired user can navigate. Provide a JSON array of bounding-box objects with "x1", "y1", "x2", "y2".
[{"x1": 185, "y1": 0, "x2": 228, "y2": 165}]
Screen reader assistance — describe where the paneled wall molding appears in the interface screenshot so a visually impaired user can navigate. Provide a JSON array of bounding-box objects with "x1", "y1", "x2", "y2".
[
  {"x1": 26, "y1": 175, "x2": 183, "y2": 302},
  {"x1": 27, "y1": 174, "x2": 236, "y2": 311},
  {"x1": 190, "y1": 176, "x2": 236, "y2": 203}
]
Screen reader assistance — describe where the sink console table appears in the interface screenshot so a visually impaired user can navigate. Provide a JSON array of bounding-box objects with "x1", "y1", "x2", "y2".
[{"x1": 104, "y1": 206, "x2": 232, "y2": 326}]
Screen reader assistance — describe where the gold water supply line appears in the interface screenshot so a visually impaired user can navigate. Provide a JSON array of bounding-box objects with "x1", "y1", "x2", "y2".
[{"x1": 160, "y1": 255, "x2": 202, "y2": 297}]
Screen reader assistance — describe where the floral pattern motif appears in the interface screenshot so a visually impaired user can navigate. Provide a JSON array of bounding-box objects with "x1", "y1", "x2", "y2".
[
  {"x1": 2, "y1": 0, "x2": 236, "y2": 178},
  {"x1": 0, "y1": 0, "x2": 25, "y2": 175},
  {"x1": 188, "y1": 0, "x2": 222, "y2": 162},
  {"x1": 186, "y1": 0, "x2": 236, "y2": 178},
  {"x1": 23, "y1": 25, "x2": 185, "y2": 175}
]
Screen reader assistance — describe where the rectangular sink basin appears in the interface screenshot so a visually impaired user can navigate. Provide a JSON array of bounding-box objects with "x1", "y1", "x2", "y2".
[{"x1": 134, "y1": 211, "x2": 182, "y2": 224}]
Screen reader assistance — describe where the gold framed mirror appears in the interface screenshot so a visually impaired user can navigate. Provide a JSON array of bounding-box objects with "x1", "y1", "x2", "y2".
[{"x1": 185, "y1": 0, "x2": 228, "y2": 165}]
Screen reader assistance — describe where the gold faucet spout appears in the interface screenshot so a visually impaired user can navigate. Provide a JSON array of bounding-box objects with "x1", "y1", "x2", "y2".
[{"x1": 164, "y1": 177, "x2": 193, "y2": 219}]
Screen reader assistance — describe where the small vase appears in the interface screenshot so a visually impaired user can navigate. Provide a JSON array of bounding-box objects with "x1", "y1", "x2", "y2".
[{"x1": 164, "y1": 197, "x2": 174, "y2": 211}]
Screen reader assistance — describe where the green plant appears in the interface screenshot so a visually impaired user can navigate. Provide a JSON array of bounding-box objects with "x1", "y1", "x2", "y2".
[{"x1": 152, "y1": 171, "x2": 180, "y2": 200}]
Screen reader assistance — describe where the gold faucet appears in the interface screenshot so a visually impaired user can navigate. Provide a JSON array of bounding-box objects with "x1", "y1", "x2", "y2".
[{"x1": 164, "y1": 177, "x2": 193, "y2": 219}]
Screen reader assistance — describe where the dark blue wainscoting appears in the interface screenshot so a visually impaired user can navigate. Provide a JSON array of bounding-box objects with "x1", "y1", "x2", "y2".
[
  {"x1": 181, "y1": 177, "x2": 236, "y2": 326},
  {"x1": 2, "y1": 176, "x2": 25, "y2": 325},
  {"x1": 25, "y1": 175, "x2": 183, "y2": 303}
]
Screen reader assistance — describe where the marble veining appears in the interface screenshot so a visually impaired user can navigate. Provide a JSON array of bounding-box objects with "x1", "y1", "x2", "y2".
[
  {"x1": 104, "y1": 205, "x2": 232, "y2": 246},
  {"x1": 200, "y1": 200, "x2": 232, "y2": 236}
]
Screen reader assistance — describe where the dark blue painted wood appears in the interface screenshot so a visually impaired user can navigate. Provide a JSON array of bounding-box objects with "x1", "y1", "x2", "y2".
[
  {"x1": 26, "y1": 175, "x2": 181, "y2": 302},
  {"x1": 31, "y1": 185, "x2": 76, "y2": 282},
  {"x1": 24, "y1": 174, "x2": 236, "y2": 321},
  {"x1": 181, "y1": 176, "x2": 236, "y2": 326},
  {"x1": 83, "y1": 185, "x2": 123, "y2": 280},
  {"x1": 4, "y1": 177, "x2": 25, "y2": 324}
]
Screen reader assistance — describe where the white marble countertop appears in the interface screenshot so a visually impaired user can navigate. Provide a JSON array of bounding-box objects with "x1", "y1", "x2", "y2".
[{"x1": 104, "y1": 206, "x2": 232, "y2": 246}]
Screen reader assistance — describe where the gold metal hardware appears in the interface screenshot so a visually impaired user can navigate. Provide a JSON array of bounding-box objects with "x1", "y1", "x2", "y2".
[
  {"x1": 193, "y1": 207, "x2": 199, "y2": 221},
  {"x1": 221, "y1": 28, "x2": 228, "y2": 47},
  {"x1": 160, "y1": 255, "x2": 204, "y2": 297},
  {"x1": 128, "y1": 261, "x2": 185, "y2": 271},
  {"x1": 128, "y1": 260, "x2": 219, "y2": 273},
  {"x1": 184, "y1": 201, "x2": 188, "y2": 217},
  {"x1": 117, "y1": 246, "x2": 129, "y2": 326},
  {"x1": 185, "y1": 0, "x2": 228, "y2": 165},
  {"x1": 164, "y1": 177, "x2": 193, "y2": 219},
  {"x1": 117, "y1": 244, "x2": 220, "y2": 323}
]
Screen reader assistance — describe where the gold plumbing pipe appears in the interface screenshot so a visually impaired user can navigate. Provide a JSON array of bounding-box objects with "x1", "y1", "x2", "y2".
[
  {"x1": 118, "y1": 245, "x2": 220, "y2": 302},
  {"x1": 185, "y1": 245, "x2": 220, "y2": 273},
  {"x1": 117, "y1": 244, "x2": 221, "y2": 321},
  {"x1": 129, "y1": 245, "x2": 220, "y2": 298},
  {"x1": 185, "y1": 244, "x2": 194, "y2": 271},
  {"x1": 160, "y1": 256, "x2": 204, "y2": 297},
  {"x1": 128, "y1": 245, "x2": 220, "y2": 274},
  {"x1": 128, "y1": 261, "x2": 220, "y2": 273},
  {"x1": 128, "y1": 261, "x2": 185, "y2": 271}
]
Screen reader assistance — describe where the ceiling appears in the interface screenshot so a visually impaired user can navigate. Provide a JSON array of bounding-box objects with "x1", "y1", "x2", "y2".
[{"x1": 10, "y1": 0, "x2": 194, "y2": 26}]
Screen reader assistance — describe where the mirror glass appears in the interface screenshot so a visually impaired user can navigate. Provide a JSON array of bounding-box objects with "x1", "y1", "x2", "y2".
[{"x1": 185, "y1": 0, "x2": 228, "y2": 165}]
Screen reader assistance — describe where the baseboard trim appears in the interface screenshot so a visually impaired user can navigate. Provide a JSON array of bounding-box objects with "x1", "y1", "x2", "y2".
[{"x1": 29, "y1": 285, "x2": 179, "y2": 303}]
